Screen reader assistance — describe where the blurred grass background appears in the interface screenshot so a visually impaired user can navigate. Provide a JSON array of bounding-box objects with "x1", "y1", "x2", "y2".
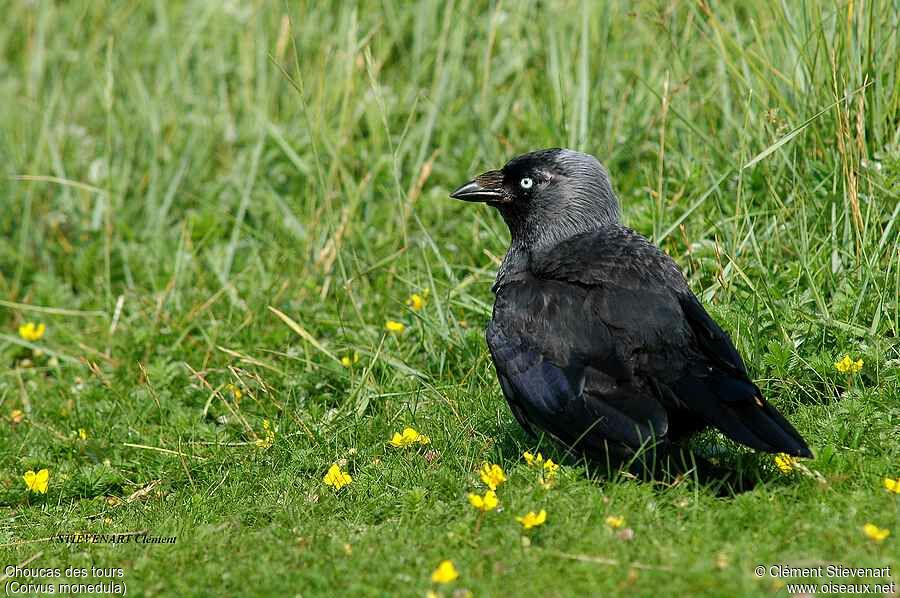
[{"x1": 1, "y1": 1, "x2": 897, "y2": 596}]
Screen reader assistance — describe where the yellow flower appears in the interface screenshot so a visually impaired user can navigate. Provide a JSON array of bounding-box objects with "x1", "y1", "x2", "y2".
[
  {"x1": 525, "y1": 451, "x2": 559, "y2": 485},
  {"x1": 523, "y1": 451, "x2": 544, "y2": 466},
  {"x1": 467, "y1": 490, "x2": 499, "y2": 512},
  {"x1": 255, "y1": 419, "x2": 275, "y2": 449},
  {"x1": 323, "y1": 463, "x2": 352, "y2": 489},
  {"x1": 862, "y1": 523, "x2": 890, "y2": 543},
  {"x1": 385, "y1": 320, "x2": 406, "y2": 333},
  {"x1": 23, "y1": 469, "x2": 50, "y2": 494},
  {"x1": 10, "y1": 409, "x2": 25, "y2": 424},
  {"x1": 430, "y1": 560, "x2": 459, "y2": 584},
  {"x1": 835, "y1": 355, "x2": 863, "y2": 374},
  {"x1": 18, "y1": 322, "x2": 46, "y2": 342},
  {"x1": 389, "y1": 427, "x2": 430, "y2": 448},
  {"x1": 226, "y1": 383, "x2": 242, "y2": 401},
  {"x1": 535, "y1": 457, "x2": 560, "y2": 489},
  {"x1": 406, "y1": 289, "x2": 429, "y2": 311},
  {"x1": 605, "y1": 515, "x2": 625, "y2": 529},
  {"x1": 884, "y1": 477, "x2": 900, "y2": 494},
  {"x1": 78, "y1": 428, "x2": 88, "y2": 440},
  {"x1": 341, "y1": 352, "x2": 360, "y2": 368},
  {"x1": 774, "y1": 453, "x2": 797, "y2": 474},
  {"x1": 479, "y1": 463, "x2": 506, "y2": 490},
  {"x1": 516, "y1": 509, "x2": 547, "y2": 530}
]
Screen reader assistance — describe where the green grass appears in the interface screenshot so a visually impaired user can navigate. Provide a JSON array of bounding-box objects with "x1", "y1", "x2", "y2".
[{"x1": 1, "y1": 1, "x2": 898, "y2": 596}]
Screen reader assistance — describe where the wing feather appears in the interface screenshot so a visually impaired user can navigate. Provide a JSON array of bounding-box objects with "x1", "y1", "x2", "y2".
[{"x1": 487, "y1": 225, "x2": 811, "y2": 460}]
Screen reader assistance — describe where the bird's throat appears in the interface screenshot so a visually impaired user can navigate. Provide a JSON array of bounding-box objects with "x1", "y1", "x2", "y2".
[{"x1": 492, "y1": 241, "x2": 531, "y2": 293}]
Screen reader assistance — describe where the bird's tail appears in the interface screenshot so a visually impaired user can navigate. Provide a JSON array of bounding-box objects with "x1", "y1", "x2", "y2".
[{"x1": 675, "y1": 375, "x2": 813, "y2": 458}]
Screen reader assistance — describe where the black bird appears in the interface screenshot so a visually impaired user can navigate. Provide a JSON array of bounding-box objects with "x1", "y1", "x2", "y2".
[{"x1": 450, "y1": 148, "x2": 812, "y2": 481}]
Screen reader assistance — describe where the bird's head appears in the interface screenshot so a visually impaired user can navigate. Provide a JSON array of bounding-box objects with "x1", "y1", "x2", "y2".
[{"x1": 450, "y1": 148, "x2": 620, "y2": 251}]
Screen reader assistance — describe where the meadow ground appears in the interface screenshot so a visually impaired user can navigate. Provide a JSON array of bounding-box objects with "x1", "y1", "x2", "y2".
[{"x1": 1, "y1": 1, "x2": 898, "y2": 596}]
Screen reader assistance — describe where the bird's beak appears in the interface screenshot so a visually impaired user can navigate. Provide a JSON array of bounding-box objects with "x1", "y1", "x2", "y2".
[{"x1": 450, "y1": 170, "x2": 507, "y2": 203}]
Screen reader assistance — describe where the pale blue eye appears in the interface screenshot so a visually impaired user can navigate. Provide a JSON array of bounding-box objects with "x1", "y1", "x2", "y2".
[{"x1": 520, "y1": 177, "x2": 533, "y2": 189}]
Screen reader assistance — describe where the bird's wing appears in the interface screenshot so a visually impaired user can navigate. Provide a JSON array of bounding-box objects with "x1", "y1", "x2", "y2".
[
  {"x1": 487, "y1": 275, "x2": 671, "y2": 461},
  {"x1": 677, "y1": 292, "x2": 747, "y2": 376},
  {"x1": 530, "y1": 226, "x2": 811, "y2": 458},
  {"x1": 673, "y1": 292, "x2": 812, "y2": 457}
]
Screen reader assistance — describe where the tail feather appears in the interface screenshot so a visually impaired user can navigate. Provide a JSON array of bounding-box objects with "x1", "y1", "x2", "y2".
[{"x1": 675, "y1": 376, "x2": 813, "y2": 458}]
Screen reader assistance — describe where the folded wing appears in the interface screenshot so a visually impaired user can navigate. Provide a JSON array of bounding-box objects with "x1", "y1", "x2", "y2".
[{"x1": 487, "y1": 226, "x2": 812, "y2": 461}]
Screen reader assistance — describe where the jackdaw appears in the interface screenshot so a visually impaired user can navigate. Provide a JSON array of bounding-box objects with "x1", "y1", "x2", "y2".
[{"x1": 450, "y1": 148, "x2": 812, "y2": 482}]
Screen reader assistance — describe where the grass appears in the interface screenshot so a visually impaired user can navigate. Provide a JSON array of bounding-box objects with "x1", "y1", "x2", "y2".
[{"x1": 1, "y1": 1, "x2": 898, "y2": 595}]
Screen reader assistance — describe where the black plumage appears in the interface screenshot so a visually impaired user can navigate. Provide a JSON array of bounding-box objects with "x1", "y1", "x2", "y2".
[{"x1": 451, "y1": 148, "x2": 812, "y2": 479}]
